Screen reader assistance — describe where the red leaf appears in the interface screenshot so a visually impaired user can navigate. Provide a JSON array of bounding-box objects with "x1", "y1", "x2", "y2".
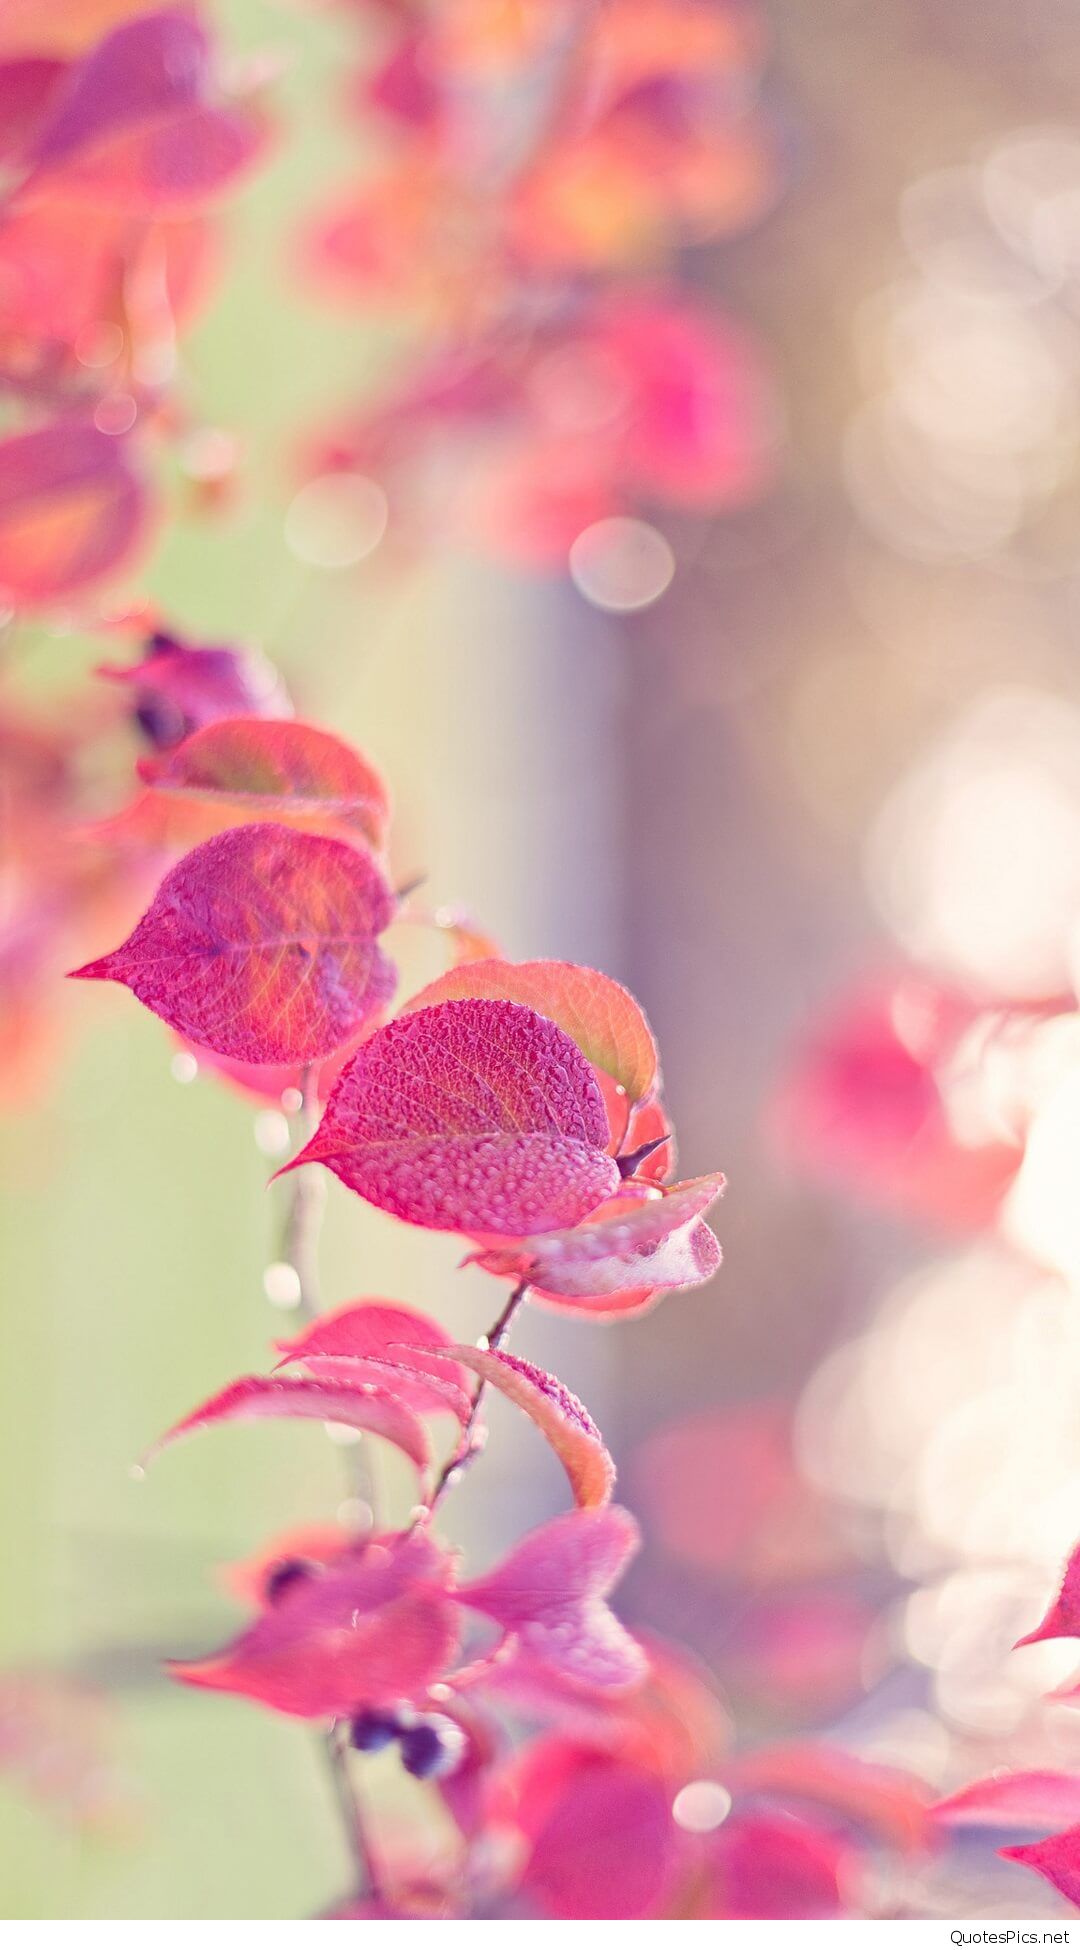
[
  {"x1": 517, "y1": 1748, "x2": 680, "y2": 1920},
  {"x1": 446, "y1": 1346, "x2": 614, "y2": 1509},
  {"x1": 23, "y1": 10, "x2": 265, "y2": 212},
  {"x1": 0, "y1": 420, "x2": 147, "y2": 605},
  {"x1": 1016, "y1": 1540, "x2": 1080, "y2": 1647},
  {"x1": 1001, "y1": 1827, "x2": 1080, "y2": 1908},
  {"x1": 69, "y1": 822, "x2": 396, "y2": 1063},
  {"x1": 274, "y1": 1300, "x2": 470, "y2": 1415},
  {"x1": 145, "y1": 1373, "x2": 431, "y2": 1481},
  {"x1": 170, "y1": 1529, "x2": 459, "y2": 1718},
  {"x1": 459, "y1": 1505, "x2": 645, "y2": 1693},
  {"x1": 285, "y1": 998, "x2": 619, "y2": 1236},
  {"x1": 934, "y1": 1772, "x2": 1080, "y2": 1832},
  {"x1": 704, "y1": 1811, "x2": 848, "y2": 1921},
  {"x1": 136, "y1": 717, "x2": 390, "y2": 850},
  {"x1": 469, "y1": 1175, "x2": 724, "y2": 1304},
  {"x1": 399, "y1": 958, "x2": 659, "y2": 1103}
]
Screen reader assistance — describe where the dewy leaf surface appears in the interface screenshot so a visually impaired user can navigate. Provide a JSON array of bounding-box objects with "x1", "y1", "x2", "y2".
[
  {"x1": 69, "y1": 822, "x2": 396, "y2": 1063},
  {"x1": 399, "y1": 958, "x2": 659, "y2": 1103},
  {"x1": 274, "y1": 1300, "x2": 470, "y2": 1414},
  {"x1": 446, "y1": 1346, "x2": 615, "y2": 1509},
  {"x1": 138, "y1": 717, "x2": 390, "y2": 849},
  {"x1": 286, "y1": 997, "x2": 619, "y2": 1235},
  {"x1": 469, "y1": 1174, "x2": 724, "y2": 1302}
]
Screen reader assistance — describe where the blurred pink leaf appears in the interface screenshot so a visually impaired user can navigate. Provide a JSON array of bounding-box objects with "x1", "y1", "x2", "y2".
[
  {"x1": 459, "y1": 1505, "x2": 645, "y2": 1692},
  {"x1": 1001, "y1": 1827, "x2": 1080, "y2": 1908},
  {"x1": 704, "y1": 1811, "x2": 848, "y2": 1920},
  {"x1": 935, "y1": 1772, "x2": 1080, "y2": 1831},
  {"x1": 137, "y1": 716, "x2": 390, "y2": 849},
  {"x1": 0, "y1": 420, "x2": 147, "y2": 605},
  {"x1": 146, "y1": 1373, "x2": 431, "y2": 1480}
]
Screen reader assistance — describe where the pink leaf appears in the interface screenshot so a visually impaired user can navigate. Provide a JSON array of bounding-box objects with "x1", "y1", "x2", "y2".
[
  {"x1": 99, "y1": 631, "x2": 290, "y2": 748},
  {"x1": 399, "y1": 958, "x2": 659, "y2": 1103},
  {"x1": 704, "y1": 1811, "x2": 848, "y2": 1921},
  {"x1": 517, "y1": 1748, "x2": 680, "y2": 1920},
  {"x1": 445, "y1": 1345, "x2": 614, "y2": 1509},
  {"x1": 1001, "y1": 1827, "x2": 1080, "y2": 1909},
  {"x1": 284, "y1": 998, "x2": 619, "y2": 1236},
  {"x1": 468, "y1": 1175, "x2": 724, "y2": 1304},
  {"x1": 934, "y1": 1772, "x2": 1080, "y2": 1832},
  {"x1": 274, "y1": 1300, "x2": 470, "y2": 1416},
  {"x1": 69, "y1": 822, "x2": 396, "y2": 1063},
  {"x1": 728, "y1": 1745, "x2": 932, "y2": 1855},
  {"x1": 459, "y1": 1505, "x2": 645, "y2": 1693},
  {"x1": 1016, "y1": 1541, "x2": 1080, "y2": 1647},
  {"x1": 170, "y1": 1529, "x2": 459, "y2": 1718},
  {"x1": 0, "y1": 420, "x2": 147, "y2": 605},
  {"x1": 24, "y1": 10, "x2": 265, "y2": 212},
  {"x1": 145, "y1": 1374, "x2": 431, "y2": 1481},
  {"x1": 137, "y1": 716, "x2": 390, "y2": 850}
]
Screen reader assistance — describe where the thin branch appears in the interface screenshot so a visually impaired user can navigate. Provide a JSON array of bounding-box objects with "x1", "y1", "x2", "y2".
[
  {"x1": 280, "y1": 1063, "x2": 326, "y2": 1324},
  {"x1": 426, "y1": 1280, "x2": 529, "y2": 1514},
  {"x1": 324, "y1": 1722, "x2": 383, "y2": 1906}
]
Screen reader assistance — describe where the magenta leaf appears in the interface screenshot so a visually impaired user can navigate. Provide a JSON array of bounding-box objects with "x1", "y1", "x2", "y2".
[
  {"x1": 517, "y1": 1748, "x2": 680, "y2": 1920},
  {"x1": 284, "y1": 998, "x2": 620, "y2": 1236},
  {"x1": 705, "y1": 1812, "x2": 848, "y2": 1921},
  {"x1": 1016, "y1": 1540, "x2": 1080, "y2": 1647},
  {"x1": 934, "y1": 1772, "x2": 1080, "y2": 1832},
  {"x1": 1001, "y1": 1827, "x2": 1080, "y2": 1908},
  {"x1": 729, "y1": 1745, "x2": 931, "y2": 1855},
  {"x1": 445, "y1": 1346, "x2": 614, "y2": 1509},
  {"x1": 273, "y1": 1300, "x2": 470, "y2": 1415},
  {"x1": 69, "y1": 822, "x2": 396, "y2": 1063},
  {"x1": 145, "y1": 1374, "x2": 431, "y2": 1481},
  {"x1": 24, "y1": 10, "x2": 265, "y2": 212},
  {"x1": 459, "y1": 1505, "x2": 645, "y2": 1693},
  {"x1": 469, "y1": 1174, "x2": 724, "y2": 1303},
  {"x1": 170, "y1": 1529, "x2": 460, "y2": 1718},
  {"x1": 0, "y1": 419, "x2": 147, "y2": 605}
]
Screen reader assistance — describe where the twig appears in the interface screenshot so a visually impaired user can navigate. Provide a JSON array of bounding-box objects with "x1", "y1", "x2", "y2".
[
  {"x1": 280, "y1": 1063, "x2": 326, "y2": 1324},
  {"x1": 325, "y1": 1722, "x2": 383, "y2": 1905},
  {"x1": 426, "y1": 1280, "x2": 530, "y2": 1514}
]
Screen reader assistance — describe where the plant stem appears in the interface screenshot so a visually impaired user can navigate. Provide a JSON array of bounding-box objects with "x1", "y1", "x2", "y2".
[
  {"x1": 325, "y1": 1723, "x2": 383, "y2": 1906},
  {"x1": 426, "y1": 1280, "x2": 529, "y2": 1514},
  {"x1": 281, "y1": 1063, "x2": 326, "y2": 1324}
]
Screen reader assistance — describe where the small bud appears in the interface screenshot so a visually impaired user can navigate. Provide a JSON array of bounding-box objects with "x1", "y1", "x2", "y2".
[
  {"x1": 399, "y1": 1715, "x2": 466, "y2": 1781},
  {"x1": 264, "y1": 1557, "x2": 316, "y2": 1604}
]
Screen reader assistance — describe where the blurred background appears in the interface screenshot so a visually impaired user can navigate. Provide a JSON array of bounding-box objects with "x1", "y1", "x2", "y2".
[{"x1": 7, "y1": 0, "x2": 1080, "y2": 1919}]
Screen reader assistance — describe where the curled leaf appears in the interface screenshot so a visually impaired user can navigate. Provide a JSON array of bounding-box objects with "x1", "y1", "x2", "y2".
[
  {"x1": 0, "y1": 420, "x2": 147, "y2": 605},
  {"x1": 446, "y1": 1346, "x2": 614, "y2": 1509},
  {"x1": 70, "y1": 822, "x2": 396, "y2": 1063},
  {"x1": 399, "y1": 958, "x2": 659, "y2": 1103},
  {"x1": 284, "y1": 998, "x2": 619, "y2": 1236},
  {"x1": 171, "y1": 1529, "x2": 459, "y2": 1718},
  {"x1": 468, "y1": 1175, "x2": 724, "y2": 1304},
  {"x1": 459, "y1": 1505, "x2": 645, "y2": 1693},
  {"x1": 137, "y1": 717, "x2": 390, "y2": 849},
  {"x1": 145, "y1": 1373, "x2": 431, "y2": 1480},
  {"x1": 274, "y1": 1300, "x2": 470, "y2": 1416}
]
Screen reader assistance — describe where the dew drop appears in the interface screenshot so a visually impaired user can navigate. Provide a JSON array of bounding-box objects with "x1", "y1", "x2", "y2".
[
  {"x1": 171, "y1": 1051, "x2": 198, "y2": 1085},
  {"x1": 569, "y1": 516, "x2": 675, "y2": 612},
  {"x1": 672, "y1": 1780, "x2": 732, "y2": 1833},
  {"x1": 254, "y1": 1109, "x2": 291, "y2": 1157},
  {"x1": 263, "y1": 1261, "x2": 302, "y2": 1308}
]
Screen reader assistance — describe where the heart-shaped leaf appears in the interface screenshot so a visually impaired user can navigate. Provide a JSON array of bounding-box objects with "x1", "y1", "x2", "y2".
[
  {"x1": 0, "y1": 420, "x2": 147, "y2": 605},
  {"x1": 446, "y1": 1346, "x2": 614, "y2": 1509},
  {"x1": 274, "y1": 1300, "x2": 470, "y2": 1416},
  {"x1": 468, "y1": 1175, "x2": 724, "y2": 1304},
  {"x1": 137, "y1": 717, "x2": 390, "y2": 850},
  {"x1": 145, "y1": 1373, "x2": 431, "y2": 1480},
  {"x1": 284, "y1": 998, "x2": 619, "y2": 1236},
  {"x1": 459, "y1": 1505, "x2": 645, "y2": 1692},
  {"x1": 399, "y1": 958, "x2": 658, "y2": 1104},
  {"x1": 171, "y1": 1529, "x2": 459, "y2": 1718},
  {"x1": 69, "y1": 822, "x2": 396, "y2": 1063}
]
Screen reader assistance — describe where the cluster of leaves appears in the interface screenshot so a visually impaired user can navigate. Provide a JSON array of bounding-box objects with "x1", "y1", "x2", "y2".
[
  {"x1": 0, "y1": 2, "x2": 269, "y2": 609},
  {"x1": 296, "y1": 0, "x2": 777, "y2": 567}
]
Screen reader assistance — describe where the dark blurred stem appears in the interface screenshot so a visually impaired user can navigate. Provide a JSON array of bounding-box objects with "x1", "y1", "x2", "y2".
[
  {"x1": 427, "y1": 1281, "x2": 529, "y2": 1514},
  {"x1": 325, "y1": 1723, "x2": 382, "y2": 1905}
]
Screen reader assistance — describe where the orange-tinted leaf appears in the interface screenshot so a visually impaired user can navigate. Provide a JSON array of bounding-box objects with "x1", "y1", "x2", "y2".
[
  {"x1": 0, "y1": 420, "x2": 147, "y2": 605},
  {"x1": 447, "y1": 1346, "x2": 614, "y2": 1509},
  {"x1": 399, "y1": 957, "x2": 658, "y2": 1103},
  {"x1": 70, "y1": 822, "x2": 396, "y2": 1063},
  {"x1": 136, "y1": 717, "x2": 390, "y2": 849}
]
